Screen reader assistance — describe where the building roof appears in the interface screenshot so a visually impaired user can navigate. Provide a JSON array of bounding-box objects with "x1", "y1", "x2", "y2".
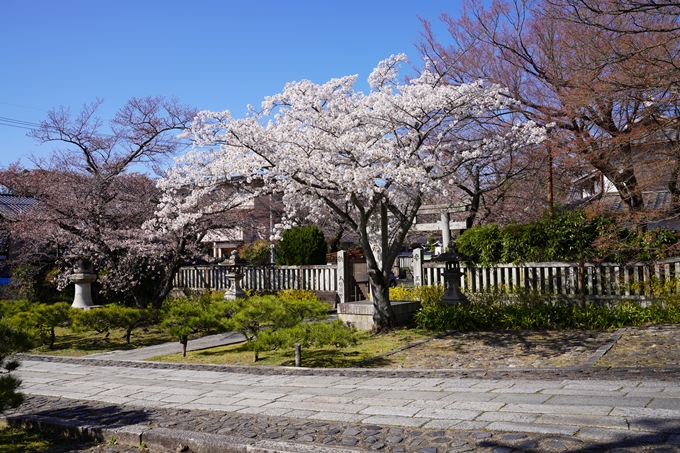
[{"x1": 0, "y1": 194, "x2": 38, "y2": 221}]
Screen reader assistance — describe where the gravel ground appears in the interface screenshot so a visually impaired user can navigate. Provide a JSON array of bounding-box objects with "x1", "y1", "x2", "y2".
[
  {"x1": 7, "y1": 395, "x2": 680, "y2": 453},
  {"x1": 373, "y1": 330, "x2": 612, "y2": 369}
]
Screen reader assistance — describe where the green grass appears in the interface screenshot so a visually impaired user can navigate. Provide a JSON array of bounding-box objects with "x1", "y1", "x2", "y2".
[
  {"x1": 0, "y1": 426, "x2": 91, "y2": 453},
  {"x1": 27, "y1": 326, "x2": 178, "y2": 356},
  {"x1": 148, "y1": 328, "x2": 433, "y2": 367}
]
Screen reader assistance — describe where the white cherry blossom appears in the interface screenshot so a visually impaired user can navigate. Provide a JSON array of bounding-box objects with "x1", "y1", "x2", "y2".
[{"x1": 159, "y1": 55, "x2": 546, "y2": 329}]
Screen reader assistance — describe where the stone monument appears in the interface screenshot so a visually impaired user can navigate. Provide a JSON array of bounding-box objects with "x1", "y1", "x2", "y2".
[
  {"x1": 433, "y1": 246, "x2": 471, "y2": 306},
  {"x1": 223, "y1": 250, "x2": 247, "y2": 300}
]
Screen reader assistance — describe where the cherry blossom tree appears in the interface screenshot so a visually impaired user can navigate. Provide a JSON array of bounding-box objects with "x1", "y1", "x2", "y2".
[
  {"x1": 418, "y1": 0, "x2": 680, "y2": 217},
  {"x1": 0, "y1": 97, "x2": 203, "y2": 308},
  {"x1": 165, "y1": 55, "x2": 545, "y2": 329}
]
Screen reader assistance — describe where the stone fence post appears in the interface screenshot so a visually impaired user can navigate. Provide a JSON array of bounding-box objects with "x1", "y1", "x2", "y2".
[
  {"x1": 336, "y1": 250, "x2": 349, "y2": 304},
  {"x1": 412, "y1": 248, "x2": 423, "y2": 287}
]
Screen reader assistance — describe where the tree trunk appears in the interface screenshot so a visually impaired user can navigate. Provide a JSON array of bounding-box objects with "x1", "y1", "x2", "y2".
[
  {"x1": 253, "y1": 351, "x2": 259, "y2": 362},
  {"x1": 125, "y1": 328, "x2": 132, "y2": 344},
  {"x1": 547, "y1": 147, "x2": 554, "y2": 213},
  {"x1": 49, "y1": 328, "x2": 55, "y2": 349},
  {"x1": 368, "y1": 270, "x2": 395, "y2": 332},
  {"x1": 152, "y1": 237, "x2": 188, "y2": 310},
  {"x1": 181, "y1": 336, "x2": 188, "y2": 358}
]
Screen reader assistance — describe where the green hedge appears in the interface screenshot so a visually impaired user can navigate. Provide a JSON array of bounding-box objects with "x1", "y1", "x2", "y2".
[{"x1": 456, "y1": 208, "x2": 678, "y2": 266}]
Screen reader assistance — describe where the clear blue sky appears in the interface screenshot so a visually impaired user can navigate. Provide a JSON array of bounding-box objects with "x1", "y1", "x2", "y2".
[{"x1": 0, "y1": 0, "x2": 460, "y2": 168}]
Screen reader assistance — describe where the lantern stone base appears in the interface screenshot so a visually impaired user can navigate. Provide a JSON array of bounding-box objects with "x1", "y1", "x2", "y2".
[
  {"x1": 337, "y1": 300, "x2": 421, "y2": 330},
  {"x1": 71, "y1": 273, "x2": 97, "y2": 310}
]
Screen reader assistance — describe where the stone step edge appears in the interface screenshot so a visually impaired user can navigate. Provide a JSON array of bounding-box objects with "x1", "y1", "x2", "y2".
[
  {"x1": 19, "y1": 353, "x2": 680, "y2": 376},
  {"x1": 0, "y1": 413, "x2": 362, "y2": 453}
]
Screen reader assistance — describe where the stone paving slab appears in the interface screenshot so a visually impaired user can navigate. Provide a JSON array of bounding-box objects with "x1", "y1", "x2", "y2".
[{"x1": 14, "y1": 396, "x2": 680, "y2": 453}]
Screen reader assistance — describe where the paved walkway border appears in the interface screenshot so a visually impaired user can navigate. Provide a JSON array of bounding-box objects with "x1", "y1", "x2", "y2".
[{"x1": 1, "y1": 413, "x2": 358, "y2": 453}]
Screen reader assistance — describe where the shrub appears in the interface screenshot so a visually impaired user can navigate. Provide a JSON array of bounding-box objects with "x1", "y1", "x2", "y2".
[
  {"x1": 389, "y1": 285, "x2": 444, "y2": 304},
  {"x1": 456, "y1": 208, "x2": 679, "y2": 265},
  {"x1": 9, "y1": 302, "x2": 73, "y2": 349},
  {"x1": 72, "y1": 305, "x2": 152, "y2": 344},
  {"x1": 252, "y1": 320, "x2": 359, "y2": 366},
  {"x1": 0, "y1": 322, "x2": 32, "y2": 413},
  {"x1": 239, "y1": 240, "x2": 272, "y2": 265},
  {"x1": 161, "y1": 293, "x2": 230, "y2": 357},
  {"x1": 276, "y1": 225, "x2": 328, "y2": 265},
  {"x1": 413, "y1": 286, "x2": 680, "y2": 332}
]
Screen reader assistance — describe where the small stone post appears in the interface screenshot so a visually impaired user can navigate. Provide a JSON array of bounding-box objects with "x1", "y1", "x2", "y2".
[
  {"x1": 71, "y1": 259, "x2": 97, "y2": 310},
  {"x1": 336, "y1": 250, "x2": 348, "y2": 305},
  {"x1": 412, "y1": 248, "x2": 423, "y2": 287}
]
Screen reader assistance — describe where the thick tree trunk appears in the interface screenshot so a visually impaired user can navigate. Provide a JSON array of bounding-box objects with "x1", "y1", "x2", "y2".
[
  {"x1": 588, "y1": 152, "x2": 644, "y2": 212},
  {"x1": 152, "y1": 237, "x2": 188, "y2": 310},
  {"x1": 368, "y1": 269, "x2": 395, "y2": 332}
]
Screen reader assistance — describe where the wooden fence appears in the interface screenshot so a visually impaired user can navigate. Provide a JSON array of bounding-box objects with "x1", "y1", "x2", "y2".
[
  {"x1": 173, "y1": 264, "x2": 338, "y2": 293},
  {"x1": 421, "y1": 257, "x2": 680, "y2": 301},
  {"x1": 174, "y1": 254, "x2": 680, "y2": 303}
]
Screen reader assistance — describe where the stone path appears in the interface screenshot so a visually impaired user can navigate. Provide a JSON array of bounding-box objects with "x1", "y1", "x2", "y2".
[
  {"x1": 83, "y1": 332, "x2": 246, "y2": 361},
  {"x1": 6, "y1": 355, "x2": 680, "y2": 452}
]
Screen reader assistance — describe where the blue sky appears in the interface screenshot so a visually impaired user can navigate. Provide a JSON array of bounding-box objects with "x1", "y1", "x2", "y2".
[{"x1": 0, "y1": 1, "x2": 460, "y2": 168}]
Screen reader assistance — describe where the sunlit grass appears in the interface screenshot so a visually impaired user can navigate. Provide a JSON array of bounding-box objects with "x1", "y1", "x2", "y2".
[
  {"x1": 148, "y1": 328, "x2": 433, "y2": 368},
  {"x1": 0, "y1": 426, "x2": 88, "y2": 453}
]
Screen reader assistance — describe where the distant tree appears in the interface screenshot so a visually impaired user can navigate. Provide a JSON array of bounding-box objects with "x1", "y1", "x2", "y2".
[
  {"x1": 239, "y1": 240, "x2": 272, "y2": 265},
  {"x1": 0, "y1": 97, "x2": 199, "y2": 308},
  {"x1": 419, "y1": 0, "x2": 680, "y2": 219},
  {"x1": 276, "y1": 225, "x2": 328, "y2": 265}
]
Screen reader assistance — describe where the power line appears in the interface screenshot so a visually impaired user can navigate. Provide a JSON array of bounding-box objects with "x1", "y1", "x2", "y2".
[
  {"x1": 0, "y1": 116, "x2": 42, "y2": 130},
  {"x1": 0, "y1": 101, "x2": 47, "y2": 112}
]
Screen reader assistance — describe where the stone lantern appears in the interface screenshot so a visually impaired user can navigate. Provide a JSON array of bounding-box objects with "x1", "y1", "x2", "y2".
[
  {"x1": 223, "y1": 250, "x2": 247, "y2": 300},
  {"x1": 433, "y1": 246, "x2": 471, "y2": 306},
  {"x1": 70, "y1": 258, "x2": 97, "y2": 310}
]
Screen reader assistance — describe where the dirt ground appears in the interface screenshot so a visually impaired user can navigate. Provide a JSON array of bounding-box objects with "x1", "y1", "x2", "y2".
[{"x1": 369, "y1": 324, "x2": 680, "y2": 369}]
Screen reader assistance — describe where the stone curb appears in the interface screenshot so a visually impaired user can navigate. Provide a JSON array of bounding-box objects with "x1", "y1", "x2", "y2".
[
  {"x1": 584, "y1": 327, "x2": 627, "y2": 366},
  {"x1": 1, "y1": 413, "x2": 363, "y2": 453},
  {"x1": 18, "y1": 353, "x2": 680, "y2": 381}
]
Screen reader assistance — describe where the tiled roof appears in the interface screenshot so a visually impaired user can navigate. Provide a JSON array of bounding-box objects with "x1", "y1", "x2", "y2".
[{"x1": 0, "y1": 194, "x2": 37, "y2": 220}]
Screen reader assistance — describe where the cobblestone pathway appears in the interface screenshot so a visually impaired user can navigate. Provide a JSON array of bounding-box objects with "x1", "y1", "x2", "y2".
[{"x1": 6, "y1": 324, "x2": 680, "y2": 452}]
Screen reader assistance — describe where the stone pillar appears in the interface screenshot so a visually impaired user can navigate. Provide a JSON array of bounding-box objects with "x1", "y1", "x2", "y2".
[
  {"x1": 336, "y1": 250, "x2": 348, "y2": 305},
  {"x1": 71, "y1": 259, "x2": 97, "y2": 310},
  {"x1": 441, "y1": 212, "x2": 451, "y2": 251},
  {"x1": 412, "y1": 248, "x2": 423, "y2": 287}
]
